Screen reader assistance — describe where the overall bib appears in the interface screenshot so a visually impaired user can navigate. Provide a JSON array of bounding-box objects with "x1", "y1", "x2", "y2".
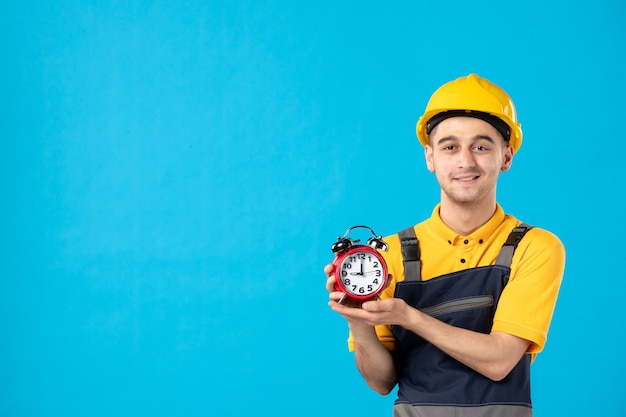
[{"x1": 392, "y1": 224, "x2": 533, "y2": 417}]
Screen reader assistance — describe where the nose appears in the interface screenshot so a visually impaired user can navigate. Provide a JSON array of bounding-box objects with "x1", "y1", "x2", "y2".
[{"x1": 456, "y1": 147, "x2": 476, "y2": 169}]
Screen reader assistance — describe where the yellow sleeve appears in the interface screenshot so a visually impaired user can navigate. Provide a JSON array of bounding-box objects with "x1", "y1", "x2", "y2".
[
  {"x1": 347, "y1": 324, "x2": 396, "y2": 352},
  {"x1": 492, "y1": 227, "x2": 565, "y2": 354}
]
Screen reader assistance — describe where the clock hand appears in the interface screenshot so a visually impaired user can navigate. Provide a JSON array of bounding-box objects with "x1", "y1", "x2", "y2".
[{"x1": 350, "y1": 263, "x2": 364, "y2": 276}]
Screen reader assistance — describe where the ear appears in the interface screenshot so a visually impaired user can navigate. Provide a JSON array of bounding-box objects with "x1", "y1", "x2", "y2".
[
  {"x1": 425, "y1": 145, "x2": 435, "y2": 172},
  {"x1": 501, "y1": 144, "x2": 514, "y2": 172}
]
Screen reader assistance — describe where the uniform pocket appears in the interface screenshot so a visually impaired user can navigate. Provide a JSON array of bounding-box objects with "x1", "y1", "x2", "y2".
[{"x1": 419, "y1": 295, "x2": 494, "y2": 317}]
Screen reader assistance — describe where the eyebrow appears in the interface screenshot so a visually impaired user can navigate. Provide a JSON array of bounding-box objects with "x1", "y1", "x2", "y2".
[{"x1": 435, "y1": 134, "x2": 496, "y2": 146}]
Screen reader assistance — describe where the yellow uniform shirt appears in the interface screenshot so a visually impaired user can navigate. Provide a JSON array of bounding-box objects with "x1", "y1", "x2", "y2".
[{"x1": 348, "y1": 204, "x2": 565, "y2": 355}]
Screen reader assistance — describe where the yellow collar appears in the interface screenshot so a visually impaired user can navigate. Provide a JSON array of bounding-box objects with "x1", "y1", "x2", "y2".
[{"x1": 429, "y1": 203, "x2": 506, "y2": 245}]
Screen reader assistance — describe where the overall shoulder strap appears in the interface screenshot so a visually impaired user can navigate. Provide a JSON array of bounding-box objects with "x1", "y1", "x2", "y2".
[
  {"x1": 494, "y1": 223, "x2": 533, "y2": 267},
  {"x1": 399, "y1": 227, "x2": 421, "y2": 282}
]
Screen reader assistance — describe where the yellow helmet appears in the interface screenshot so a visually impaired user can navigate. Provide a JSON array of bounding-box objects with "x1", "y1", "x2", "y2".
[{"x1": 416, "y1": 74, "x2": 523, "y2": 152}]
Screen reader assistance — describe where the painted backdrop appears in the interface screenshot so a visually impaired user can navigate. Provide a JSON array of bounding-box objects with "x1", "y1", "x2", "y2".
[{"x1": 2, "y1": 1, "x2": 624, "y2": 416}]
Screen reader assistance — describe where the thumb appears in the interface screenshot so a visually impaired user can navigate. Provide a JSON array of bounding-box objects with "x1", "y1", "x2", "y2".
[{"x1": 361, "y1": 300, "x2": 382, "y2": 312}]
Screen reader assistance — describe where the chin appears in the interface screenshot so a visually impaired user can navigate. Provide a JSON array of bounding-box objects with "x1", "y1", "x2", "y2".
[{"x1": 445, "y1": 191, "x2": 487, "y2": 206}]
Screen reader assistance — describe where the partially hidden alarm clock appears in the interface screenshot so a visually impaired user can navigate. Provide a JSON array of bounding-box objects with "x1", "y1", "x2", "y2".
[{"x1": 331, "y1": 225, "x2": 389, "y2": 305}]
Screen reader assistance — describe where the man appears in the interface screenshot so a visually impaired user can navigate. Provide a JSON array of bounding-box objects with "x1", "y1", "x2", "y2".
[{"x1": 325, "y1": 74, "x2": 565, "y2": 417}]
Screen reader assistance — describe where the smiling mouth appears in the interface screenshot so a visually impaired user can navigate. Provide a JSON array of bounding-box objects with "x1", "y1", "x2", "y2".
[{"x1": 455, "y1": 175, "x2": 480, "y2": 182}]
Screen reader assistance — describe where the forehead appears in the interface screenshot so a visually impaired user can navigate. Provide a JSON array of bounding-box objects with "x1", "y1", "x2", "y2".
[{"x1": 429, "y1": 116, "x2": 505, "y2": 143}]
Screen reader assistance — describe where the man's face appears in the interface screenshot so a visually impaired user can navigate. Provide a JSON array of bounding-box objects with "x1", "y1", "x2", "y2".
[{"x1": 424, "y1": 116, "x2": 514, "y2": 207}]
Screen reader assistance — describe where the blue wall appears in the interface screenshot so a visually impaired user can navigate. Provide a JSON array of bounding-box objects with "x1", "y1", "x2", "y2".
[{"x1": 2, "y1": 1, "x2": 624, "y2": 416}]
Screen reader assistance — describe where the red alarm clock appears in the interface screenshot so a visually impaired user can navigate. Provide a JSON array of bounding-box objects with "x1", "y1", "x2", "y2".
[{"x1": 331, "y1": 225, "x2": 389, "y2": 305}]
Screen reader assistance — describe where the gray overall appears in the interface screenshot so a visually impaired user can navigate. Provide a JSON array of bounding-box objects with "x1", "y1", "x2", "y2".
[{"x1": 392, "y1": 224, "x2": 533, "y2": 417}]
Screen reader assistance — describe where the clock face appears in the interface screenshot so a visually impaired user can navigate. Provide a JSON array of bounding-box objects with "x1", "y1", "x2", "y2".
[{"x1": 338, "y1": 249, "x2": 386, "y2": 297}]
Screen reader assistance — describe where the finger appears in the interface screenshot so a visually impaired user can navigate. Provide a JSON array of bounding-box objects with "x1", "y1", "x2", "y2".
[
  {"x1": 325, "y1": 264, "x2": 337, "y2": 292},
  {"x1": 329, "y1": 299, "x2": 352, "y2": 312},
  {"x1": 326, "y1": 274, "x2": 337, "y2": 292},
  {"x1": 328, "y1": 290, "x2": 344, "y2": 302},
  {"x1": 361, "y1": 298, "x2": 392, "y2": 312},
  {"x1": 331, "y1": 301, "x2": 370, "y2": 318}
]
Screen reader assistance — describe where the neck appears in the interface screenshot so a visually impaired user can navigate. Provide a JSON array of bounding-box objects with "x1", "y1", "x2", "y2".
[{"x1": 439, "y1": 197, "x2": 497, "y2": 236}]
